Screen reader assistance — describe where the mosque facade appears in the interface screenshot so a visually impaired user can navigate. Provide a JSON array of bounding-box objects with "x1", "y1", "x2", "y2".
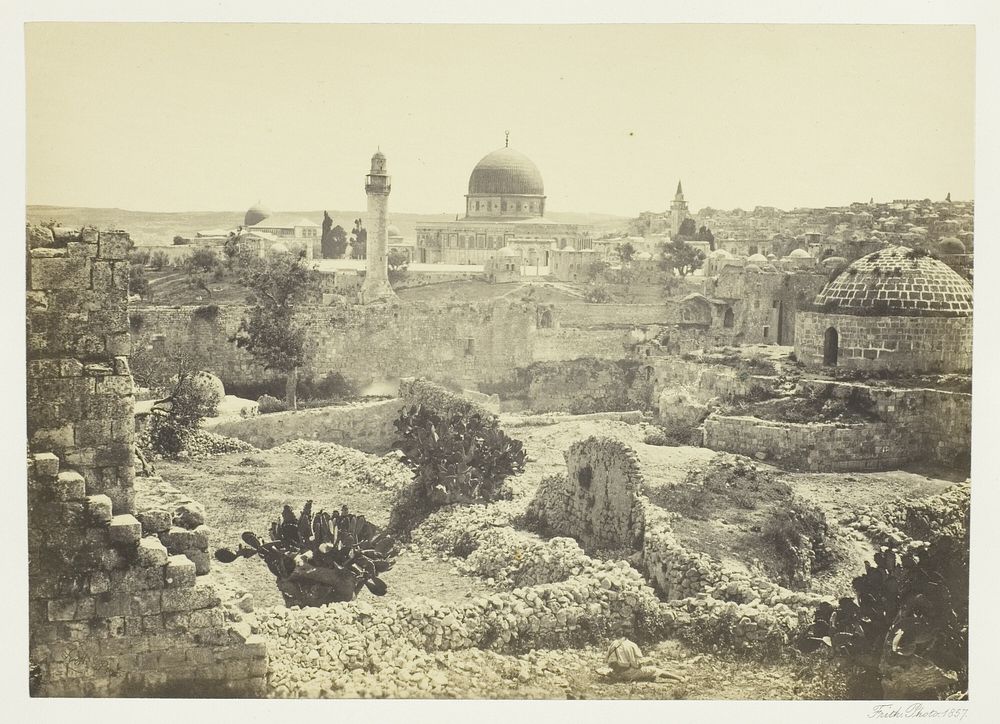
[{"x1": 414, "y1": 138, "x2": 592, "y2": 266}]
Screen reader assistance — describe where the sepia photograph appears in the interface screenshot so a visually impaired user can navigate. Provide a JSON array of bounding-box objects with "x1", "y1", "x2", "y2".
[{"x1": 10, "y1": 4, "x2": 997, "y2": 717}]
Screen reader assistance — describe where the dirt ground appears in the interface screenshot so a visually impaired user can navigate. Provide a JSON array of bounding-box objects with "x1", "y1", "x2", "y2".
[{"x1": 151, "y1": 413, "x2": 956, "y2": 699}]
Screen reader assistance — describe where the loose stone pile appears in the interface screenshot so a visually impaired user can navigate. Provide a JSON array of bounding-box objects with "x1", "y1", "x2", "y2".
[
  {"x1": 183, "y1": 429, "x2": 258, "y2": 458},
  {"x1": 274, "y1": 440, "x2": 414, "y2": 492}
]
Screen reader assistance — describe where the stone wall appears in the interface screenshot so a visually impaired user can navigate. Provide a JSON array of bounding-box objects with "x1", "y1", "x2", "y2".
[
  {"x1": 133, "y1": 299, "x2": 538, "y2": 391},
  {"x1": 795, "y1": 310, "x2": 973, "y2": 373},
  {"x1": 703, "y1": 379, "x2": 972, "y2": 472},
  {"x1": 709, "y1": 268, "x2": 828, "y2": 346},
  {"x1": 210, "y1": 399, "x2": 401, "y2": 453},
  {"x1": 526, "y1": 437, "x2": 647, "y2": 551},
  {"x1": 491, "y1": 359, "x2": 656, "y2": 414},
  {"x1": 27, "y1": 226, "x2": 266, "y2": 697},
  {"x1": 531, "y1": 327, "x2": 631, "y2": 362},
  {"x1": 552, "y1": 303, "x2": 670, "y2": 328}
]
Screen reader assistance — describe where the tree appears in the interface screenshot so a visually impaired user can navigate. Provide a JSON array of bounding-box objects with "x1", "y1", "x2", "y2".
[
  {"x1": 184, "y1": 247, "x2": 223, "y2": 297},
  {"x1": 350, "y1": 218, "x2": 367, "y2": 259},
  {"x1": 587, "y1": 259, "x2": 611, "y2": 283},
  {"x1": 231, "y1": 251, "x2": 317, "y2": 410},
  {"x1": 675, "y1": 217, "x2": 697, "y2": 240},
  {"x1": 659, "y1": 238, "x2": 706, "y2": 277},
  {"x1": 617, "y1": 241, "x2": 636, "y2": 264},
  {"x1": 129, "y1": 263, "x2": 148, "y2": 298},
  {"x1": 320, "y1": 212, "x2": 349, "y2": 258},
  {"x1": 388, "y1": 249, "x2": 409, "y2": 286}
]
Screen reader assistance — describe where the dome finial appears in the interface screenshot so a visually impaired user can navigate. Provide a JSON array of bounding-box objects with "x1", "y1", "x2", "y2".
[{"x1": 505, "y1": 130, "x2": 510, "y2": 148}]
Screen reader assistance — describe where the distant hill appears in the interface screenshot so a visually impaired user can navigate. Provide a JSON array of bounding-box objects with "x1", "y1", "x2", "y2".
[{"x1": 27, "y1": 206, "x2": 629, "y2": 246}]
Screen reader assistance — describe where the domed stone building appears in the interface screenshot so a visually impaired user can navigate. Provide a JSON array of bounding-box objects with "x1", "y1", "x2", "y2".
[
  {"x1": 244, "y1": 203, "x2": 270, "y2": 227},
  {"x1": 794, "y1": 246, "x2": 973, "y2": 372},
  {"x1": 414, "y1": 136, "x2": 592, "y2": 266}
]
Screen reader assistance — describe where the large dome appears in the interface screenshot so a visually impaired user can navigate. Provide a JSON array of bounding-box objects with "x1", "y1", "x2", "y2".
[
  {"x1": 245, "y1": 203, "x2": 270, "y2": 227},
  {"x1": 815, "y1": 245, "x2": 972, "y2": 316},
  {"x1": 468, "y1": 147, "x2": 544, "y2": 196}
]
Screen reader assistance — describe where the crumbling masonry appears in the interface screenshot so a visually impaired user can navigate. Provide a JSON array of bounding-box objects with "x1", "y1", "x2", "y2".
[{"x1": 27, "y1": 226, "x2": 266, "y2": 697}]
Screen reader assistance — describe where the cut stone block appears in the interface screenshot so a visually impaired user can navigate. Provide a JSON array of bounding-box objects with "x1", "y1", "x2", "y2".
[
  {"x1": 190, "y1": 525, "x2": 212, "y2": 550},
  {"x1": 162, "y1": 526, "x2": 198, "y2": 553},
  {"x1": 183, "y1": 548, "x2": 211, "y2": 575},
  {"x1": 136, "y1": 509, "x2": 172, "y2": 535},
  {"x1": 108, "y1": 514, "x2": 142, "y2": 547},
  {"x1": 136, "y1": 537, "x2": 169, "y2": 568},
  {"x1": 52, "y1": 471, "x2": 87, "y2": 501},
  {"x1": 173, "y1": 502, "x2": 206, "y2": 529},
  {"x1": 164, "y1": 555, "x2": 197, "y2": 588},
  {"x1": 33, "y1": 453, "x2": 60, "y2": 479},
  {"x1": 86, "y1": 495, "x2": 114, "y2": 525}
]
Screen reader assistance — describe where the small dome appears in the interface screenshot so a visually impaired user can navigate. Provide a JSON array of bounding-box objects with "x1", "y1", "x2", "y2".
[
  {"x1": 820, "y1": 255, "x2": 848, "y2": 269},
  {"x1": 815, "y1": 245, "x2": 972, "y2": 316},
  {"x1": 245, "y1": 203, "x2": 270, "y2": 227},
  {"x1": 387, "y1": 224, "x2": 402, "y2": 238},
  {"x1": 709, "y1": 248, "x2": 732, "y2": 259},
  {"x1": 468, "y1": 147, "x2": 544, "y2": 196},
  {"x1": 747, "y1": 253, "x2": 768, "y2": 264},
  {"x1": 938, "y1": 237, "x2": 965, "y2": 255},
  {"x1": 497, "y1": 245, "x2": 521, "y2": 258},
  {"x1": 634, "y1": 250, "x2": 653, "y2": 261},
  {"x1": 268, "y1": 241, "x2": 290, "y2": 255},
  {"x1": 788, "y1": 248, "x2": 812, "y2": 259},
  {"x1": 766, "y1": 253, "x2": 777, "y2": 261}
]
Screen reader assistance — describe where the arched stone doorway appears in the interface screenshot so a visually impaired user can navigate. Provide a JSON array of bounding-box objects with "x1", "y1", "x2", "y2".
[
  {"x1": 823, "y1": 327, "x2": 839, "y2": 366},
  {"x1": 723, "y1": 307, "x2": 734, "y2": 328}
]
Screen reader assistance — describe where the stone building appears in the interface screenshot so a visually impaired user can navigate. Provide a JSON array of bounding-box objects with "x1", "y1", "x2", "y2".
[
  {"x1": 414, "y1": 138, "x2": 591, "y2": 265},
  {"x1": 483, "y1": 246, "x2": 524, "y2": 283},
  {"x1": 359, "y1": 150, "x2": 397, "y2": 304},
  {"x1": 795, "y1": 246, "x2": 973, "y2": 372}
]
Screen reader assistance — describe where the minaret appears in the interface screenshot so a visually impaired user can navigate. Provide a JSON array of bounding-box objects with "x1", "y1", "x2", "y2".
[
  {"x1": 670, "y1": 179, "x2": 690, "y2": 238},
  {"x1": 359, "y1": 149, "x2": 396, "y2": 304}
]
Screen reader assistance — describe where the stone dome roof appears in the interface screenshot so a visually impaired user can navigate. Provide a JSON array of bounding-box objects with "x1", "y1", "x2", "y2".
[
  {"x1": 788, "y1": 248, "x2": 812, "y2": 259},
  {"x1": 268, "y1": 241, "x2": 290, "y2": 255},
  {"x1": 814, "y1": 245, "x2": 972, "y2": 316},
  {"x1": 820, "y1": 255, "x2": 848, "y2": 269},
  {"x1": 747, "y1": 253, "x2": 768, "y2": 264},
  {"x1": 709, "y1": 248, "x2": 732, "y2": 259},
  {"x1": 245, "y1": 203, "x2": 270, "y2": 227},
  {"x1": 497, "y1": 245, "x2": 522, "y2": 257},
  {"x1": 468, "y1": 147, "x2": 544, "y2": 196},
  {"x1": 938, "y1": 237, "x2": 965, "y2": 254},
  {"x1": 387, "y1": 224, "x2": 402, "y2": 238}
]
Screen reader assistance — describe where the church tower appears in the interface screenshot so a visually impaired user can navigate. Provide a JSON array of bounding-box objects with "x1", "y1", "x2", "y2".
[
  {"x1": 359, "y1": 150, "x2": 396, "y2": 304},
  {"x1": 670, "y1": 180, "x2": 690, "y2": 238}
]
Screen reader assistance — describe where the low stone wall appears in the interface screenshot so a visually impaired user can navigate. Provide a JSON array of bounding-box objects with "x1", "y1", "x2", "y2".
[
  {"x1": 702, "y1": 415, "x2": 908, "y2": 471},
  {"x1": 531, "y1": 328, "x2": 630, "y2": 362},
  {"x1": 210, "y1": 399, "x2": 401, "y2": 453},
  {"x1": 704, "y1": 380, "x2": 971, "y2": 472},
  {"x1": 399, "y1": 377, "x2": 497, "y2": 422}
]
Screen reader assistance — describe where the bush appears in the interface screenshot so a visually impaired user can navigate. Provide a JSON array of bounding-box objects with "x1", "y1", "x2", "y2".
[
  {"x1": 149, "y1": 250, "x2": 170, "y2": 270},
  {"x1": 257, "y1": 394, "x2": 287, "y2": 414},
  {"x1": 129, "y1": 247, "x2": 151, "y2": 266},
  {"x1": 215, "y1": 501, "x2": 399, "y2": 607},
  {"x1": 583, "y1": 283, "x2": 612, "y2": 304},
  {"x1": 761, "y1": 500, "x2": 833, "y2": 587},
  {"x1": 140, "y1": 370, "x2": 224, "y2": 457},
  {"x1": 388, "y1": 404, "x2": 526, "y2": 535}
]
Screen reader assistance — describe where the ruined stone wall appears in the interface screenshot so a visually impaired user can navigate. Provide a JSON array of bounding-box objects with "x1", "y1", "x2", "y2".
[
  {"x1": 210, "y1": 398, "x2": 402, "y2": 453},
  {"x1": 552, "y1": 303, "x2": 673, "y2": 328},
  {"x1": 795, "y1": 311, "x2": 973, "y2": 373},
  {"x1": 491, "y1": 359, "x2": 656, "y2": 414},
  {"x1": 27, "y1": 227, "x2": 265, "y2": 697},
  {"x1": 709, "y1": 269, "x2": 828, "y2": 346},
  {"x1": 133, "y1": 299, "x2": 538, "y2": 390},
  {"x1": 28, "y1": 229, "x2": 136, "y2": 513},
  {"x1": 703, "y1": 380, "x2": 971, "y2": 472},
  {"x1": 525, "y1": 437, "x2": 647, "y2": 551},
  {"x1": 531, "y1": 327, "x2": 631, "y2": 362}
]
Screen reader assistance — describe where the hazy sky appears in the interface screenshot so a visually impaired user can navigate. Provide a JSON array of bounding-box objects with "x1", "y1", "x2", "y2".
[{"x1": 25, "y1": 23, "x2": 974, "y2": 216}]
